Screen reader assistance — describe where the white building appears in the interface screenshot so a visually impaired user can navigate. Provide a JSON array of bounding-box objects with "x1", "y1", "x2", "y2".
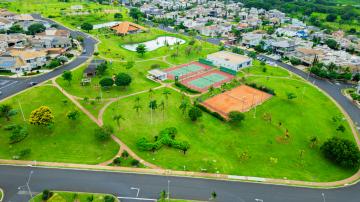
[
  {"x1": 207, "y1": 51, "x2": 252, "y2": 72},
  {"x1": 148, "y1": 69, "x2": 167, "y2": 81}
]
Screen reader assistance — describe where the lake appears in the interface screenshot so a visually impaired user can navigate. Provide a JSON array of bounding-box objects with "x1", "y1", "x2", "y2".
[{"x1": 122, "y1": 36, "x2": 186, "y2": 51}]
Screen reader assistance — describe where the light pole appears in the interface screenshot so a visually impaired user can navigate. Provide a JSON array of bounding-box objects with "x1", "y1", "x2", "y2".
[
  {"x1": 167, "y1": 180, "x2": 171, "y2": 202},
  {"x1": 322, "y1": 193, "x2": 326, "y2": 202},
  {"x1": 27, "y1": 170, "x2": 34, "y2": 200}
]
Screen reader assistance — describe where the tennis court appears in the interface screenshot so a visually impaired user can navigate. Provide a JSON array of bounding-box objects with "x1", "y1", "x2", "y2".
[
  {"x1": 164, "y1": 61, "x2": 213, "y2": 80},
  {"x1": 180, "y1": 69, "x2": 235, "y2": 92},
  {"x1": 201, "y1": 85, "x2": 273, "y2": 118}
]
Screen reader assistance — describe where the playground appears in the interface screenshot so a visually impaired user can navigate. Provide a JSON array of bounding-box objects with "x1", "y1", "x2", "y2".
[
  {"x1": 164, "y1": 61, "x2": 213, "y2": 80},
  {"x1": 201, "y1": 85, "x2": 272, "y2": 118},
  {"x1": 180, "y1": 69, "x2": 235, "y2": 92}
]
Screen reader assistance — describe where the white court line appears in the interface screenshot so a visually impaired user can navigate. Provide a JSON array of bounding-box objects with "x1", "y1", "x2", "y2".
[
  {"x1": 117, "y1": 196, "x2": 156, "y2": 201},
  {"x1": 0, "y1": 81, "x2": 18, "y2": 90}
]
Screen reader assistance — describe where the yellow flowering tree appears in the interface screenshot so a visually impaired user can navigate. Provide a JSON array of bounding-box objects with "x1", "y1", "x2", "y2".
[{"x1": 29, "y1": 106, "x2": 54, "y2": 126}]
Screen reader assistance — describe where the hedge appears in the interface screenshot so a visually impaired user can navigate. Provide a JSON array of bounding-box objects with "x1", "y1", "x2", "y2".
[{"x1": 196, "y1": 104, "x2": 226, "y2": 121}]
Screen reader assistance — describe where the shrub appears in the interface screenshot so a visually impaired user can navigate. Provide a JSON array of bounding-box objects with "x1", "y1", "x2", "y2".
[
  {"x1": 188, "y1": 107, "x2": 202, "y2": 121},
  {"x1": 131, "y1": 159, "x2": 140, "y2": 167},
  {"x1": 42, "y1": 190, "x2": 53, "y2": 200},
  {"x1": 18, "y1": 148, "x2": 31, "y2": 159},
  {"x1": 321, "y1": 137, "x2": 360, "y2": 169},
  {"x1": 113, "y1": 157, "x2": 121, "y2": 165},
  {"x1": 104, "y1": 195, "x2": 115, "y2": 202},
  {"x1": 115, "y1": 73, "x2": 132, "y2": 88},
  {"x1": 196, "y1": 104, "x2": 225, "y2": 121},
  {"x1": 246, "y1": 83, "x2": 276, "y2": 95},
  {"x1": 290, "y1": 57, "x2": 302, "y2": 65},
  {"x1": 121, "y1": 150, "x2": 129, "y2": 158},
  {"x1": 99, "y1": 77, "x2": 114, "y2": 88},
  {"x1": 47, "y1": 59, "x2": 61, "y2": 69},
  {"x1": 9, "y1": 125, "x2": 28, "y2": 144},
  {"x1": 174, "y1": 81, "x2": 200, "y2": 94},
  {"x1": 150, "y1": 64, "x2": 160, "y2": 69},
  {"x1": 228, "y1": 111, "x2": 245, "y2": 124},
  {"x1": 94, "y1": 125, "x2": 113, "y2": 141}
]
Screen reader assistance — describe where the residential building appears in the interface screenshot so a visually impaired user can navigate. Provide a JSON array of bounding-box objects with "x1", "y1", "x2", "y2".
[
  {"x1": 270, "y1": 39, "x2": 297, "y2": 55},
  {"x1": 148, "y1": 69, "x2": 167, "y2": 81},
  {"x1": 242, "y1": 33, "x2": 264, "y2": 47},
  {"x1": 0, "y1": 56, "x2": 29, "y2": 73},
  {"x1": 8, "y1": 49, "x2": 47, "y2": 69},
  {"x1": 207, "y1": 51, "x2": 252, "y2": 71},
  {"x1": 29, "y1": 36, "x2": 71, "y2": 49},
  {"x1": 38, "y1": 28, "x2": 71, "y2": 38},
  {"x1": 0, "y1": 17, "x2": 13, "y2": 30}
]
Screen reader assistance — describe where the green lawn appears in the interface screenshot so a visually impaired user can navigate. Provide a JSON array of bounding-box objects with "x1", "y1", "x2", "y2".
[
  {"x1": 56, "y1": 60, "x2": 166, "y2": 100},
  {"x1": 243, "y1": 60, "x2": 291, "y2": 77},
  {"x1": 102, "y1": 76, "x2": 357, "y2": 182},
  {"x1": 0, "y1": 85, "x2": 119, "y2": 164},
  {"x1": 31, "y1": 191, "x2": 119, "y2": 202}
]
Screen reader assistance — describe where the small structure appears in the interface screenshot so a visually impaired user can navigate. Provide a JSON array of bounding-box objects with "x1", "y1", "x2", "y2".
[
  {"x1": 206, "y1": 51, "x2": 252, "y2": 72},
  {"x1": 357, "y1": 81, "x2": 360, "y2": 94},
  {"x1": 83, "y1": 59, "x2": 105, "y2": 77},
  {"x1": 111, "y1": 21, "x2": 147, "y2": 35},
  {"x1": 148, "y1": 69, "x2": 167, "y2": 81}
]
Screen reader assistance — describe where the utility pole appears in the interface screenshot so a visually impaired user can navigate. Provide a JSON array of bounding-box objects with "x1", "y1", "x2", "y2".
[
  {"x1": 167, "y1": 180, "x2": 171, "y2": 202},
  {"x1": 18, "y1": 100, "x2": 26, "y2": 122},
  {"x1": 26, "y1": 171, "x2": 34, "y2": 200}
]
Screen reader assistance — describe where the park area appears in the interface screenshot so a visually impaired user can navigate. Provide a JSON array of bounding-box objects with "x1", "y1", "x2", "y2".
[
  {"x1": 0, "y1": 85, "x2": 118, "y2": 164},
  {"x1": 201, "y1": 85, "x2": 272, "y2": 118},
  {"x1": 30, "y1": 191, "x2": 118, "y2": 202}
]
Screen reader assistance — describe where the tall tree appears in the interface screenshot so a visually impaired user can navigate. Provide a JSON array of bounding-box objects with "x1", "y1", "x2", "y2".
[
  {"x1": 159, "y1": 100, "x2": 165, "y2": 120},
  {"x1": 162, "y1": 89, "x2": 171, "y2": 105},
  {"x1": 149, "y1": 100, "x2": 157, "y2": 124},
  {"x1": 81, "y1": 22, "x2": 93, "y2": 33},
  {"x1": 136, "y1": 44, "x2": 147, "y2": 56},
  {"x1": 113, "y1": 114, "x2": 125, "y2": 130},
  {"x1": 179, "y1": 100, "x2": 189, "y2": 115},
  {"x1": 29, "y1": 106, "x2": 54, "y2": 126},
  {"x1": 62, "y1": 70, "x2": 72, "y2": 85}
]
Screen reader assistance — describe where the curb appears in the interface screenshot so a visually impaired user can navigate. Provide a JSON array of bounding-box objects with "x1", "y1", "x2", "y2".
[{"x1": 0, "y1": 188, "x2": 4, "y2": 202}]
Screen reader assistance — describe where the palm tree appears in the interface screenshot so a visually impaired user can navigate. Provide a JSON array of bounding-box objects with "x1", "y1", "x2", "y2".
[
  {"x1": 162, "y1": 89, "x2": 171, "y2": 105},
  {"x1": 159, "y1": 100, "x2": 165, "y2": 120},
  {"x1": 113, "y1": 114, "x2": 125, "y2": 130},
  {"x1": 208, "y1": 86, "x2": 215, "y2": 95},
  {"x1": 179, "y1": 100, "x2": 189, "y2": 115},
  {"x1": 0, "y1": 104, "x2": 14, "y2": 121},
  {"x1": 149, "y1": 100, "x2": 157, "y2": 124},
  {"x1": 148, "y1": 88, "x2": 154, "y2": 100},
  {"x1": 133, "y1": 104, "x2": 142, "y2": 117},
  {"x1": 309, "y1": 136, "x2": 319, "y2": 148}
]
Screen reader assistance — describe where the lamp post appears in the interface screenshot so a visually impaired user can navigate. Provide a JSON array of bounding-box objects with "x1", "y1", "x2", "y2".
[
  {"x1": 27, "y1": 170, "x2": 34, "y2": 200},
  {"x1": 322, "y1": 193, "x2": 326, "y2": 202},
  {"x1": 167, "y1": 180, "x2": 171, "y2": 202}
]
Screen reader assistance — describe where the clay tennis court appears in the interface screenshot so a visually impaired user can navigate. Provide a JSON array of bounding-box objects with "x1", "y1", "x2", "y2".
[
  {"x1": 201, "y1": 85, "x2": 272, "y2": 118},
  {"x1": 180, "y1": 69, "x2": 235, "y2": 92},
  {"x1": 164, "y1": 61, "x2": 213, "y2": 80}
]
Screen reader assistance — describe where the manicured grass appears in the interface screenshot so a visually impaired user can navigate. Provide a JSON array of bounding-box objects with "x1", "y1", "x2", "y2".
[
  {"x1": 31, "y1": 191, "x2": 119, "y2": 202},
  {"x1": 0, "y1": 188, "x2": 3, "y2": 202},
  {"x1": 56, "y1": 60, "x2": 166, "y2": 99},
  {"x1": 102, "y1": 75, "x2": 357, "y2": 181},
  {"x1": 0, "y1": 85, "x2": 119, "y2": 164},
  {"x1": 242, "y1": 60, "x2": 290, "y2": 77}
]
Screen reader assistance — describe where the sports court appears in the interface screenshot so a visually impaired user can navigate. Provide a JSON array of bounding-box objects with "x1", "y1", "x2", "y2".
[
  {"x1": 180, "y1": 69, "x2": 234, "y2": 92},
  {"x1": 164, "y1": 61, "x2": 213, "y2": 80},
  {"x1": 201, "y1": 85, "x2": 272, "y2": 118}
]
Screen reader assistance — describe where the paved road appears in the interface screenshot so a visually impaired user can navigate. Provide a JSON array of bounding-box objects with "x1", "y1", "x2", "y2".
[
  {"x1": 0, "y1": 165, "x2": 359, "y2": 202},
  {"x1": 0, "y1": 15, "x2": 97, "y2": 101}
]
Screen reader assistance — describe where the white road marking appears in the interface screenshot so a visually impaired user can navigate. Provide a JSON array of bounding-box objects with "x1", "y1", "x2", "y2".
[
  {"x1": 117, "y1": 196, "x2": 156, "y2": 201},
  {"x1": 0, "y1": 81, "x2": 18, "y2": 90}
]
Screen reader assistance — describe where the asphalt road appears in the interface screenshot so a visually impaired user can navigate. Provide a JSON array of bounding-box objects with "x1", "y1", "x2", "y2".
[
  {"x1": 0, "y1": 165, "x2": 359, "y2": 202},
  {"x1": 0, "y1": 15, "x2": 97, "y2": 101}
]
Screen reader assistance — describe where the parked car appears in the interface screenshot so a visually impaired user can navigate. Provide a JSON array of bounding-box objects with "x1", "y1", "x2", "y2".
[{"x1": 29, "y1": 82, "x2": 38, "y2": 86}]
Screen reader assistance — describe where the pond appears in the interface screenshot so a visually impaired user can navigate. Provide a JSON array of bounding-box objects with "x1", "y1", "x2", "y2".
[{"x1": 122, "y1": 36, "x2": 186, "y2": 52}]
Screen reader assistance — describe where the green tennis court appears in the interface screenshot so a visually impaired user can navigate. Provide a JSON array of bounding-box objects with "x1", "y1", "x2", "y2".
[
  {"x1": 168, "y1": 64, "x2": 204, "y2": 77},
  {"x1": 189, "y1": 73, "x2": 227, "y2": 88}
]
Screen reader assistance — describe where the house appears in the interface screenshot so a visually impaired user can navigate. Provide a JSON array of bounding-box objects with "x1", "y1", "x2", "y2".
[
  {"x1": 111, "y1": 21, "x2": 147, "y2": 35},
  {"x1": 198, "y1": 25, "x2": 219, "y2": 37},
  {"x1": 0, "y1": 9, "x2": 16, "y2": 18},
  {"x1": 287, "y1": 47, "x2": 324, "y2": 66},
  {"x1": 0, "y1": 17, "x2": 13, "y2": 30},
  {"x1": 270, "y1": 39, "x2": 297, "y2": 55},
  {"x1": 242, "y1": 33, "x2": 264, "y2": 47},
  {"x1": 29, "y1": 36, "x2": 71, "y2": 49},
  {"x1": 207, "y1": 51, "x2": 252, "y2": 72},
  {"x1": 15, "y1": 20, "x2": 51, "y2": 31},
  {"x1": 0, "y1": 56, "x2": 29, "y2": 73},
  {"x1": 148, "y1": 69, "x2": 167, "y2": 81},
  {"x1": 8, "y1": 49, "x2": 47, "y2": 69},
  {"x1": 83, "y1": 59, "x2": 106, "y2": 77},
  {"x1": 38, "y1": 28, "x2": 71, "y2": 38},
  {"x1": 12, "y1": 14, "x2": 34, "y2": 21},
  {"x1": 0, "y1": 41, "x2": 8, "y2": 53},
  {"x1": 0, "y1": 34, "x2": 29, "y2": 47}
]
